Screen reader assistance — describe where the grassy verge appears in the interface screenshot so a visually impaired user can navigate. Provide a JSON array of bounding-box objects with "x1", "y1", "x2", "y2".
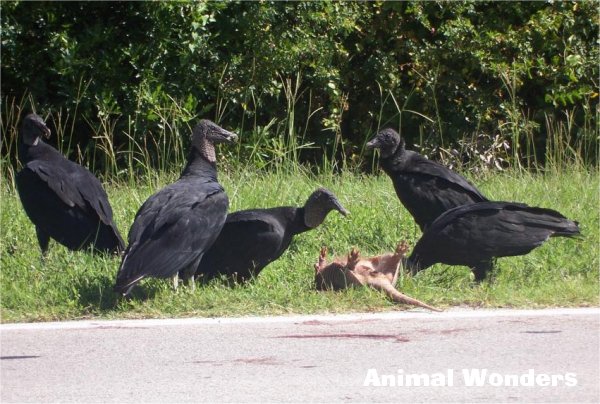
[{"x1": 1, "y1": 167, "x2": 598, "y2": 323}]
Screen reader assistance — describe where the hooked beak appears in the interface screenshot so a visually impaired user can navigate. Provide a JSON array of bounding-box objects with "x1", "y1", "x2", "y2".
[
  {"x1": 218, "y1": 129, "x2": 238, "y2": 144},
  {"x1": 223, "y1": 130, "x2": 238, "y2": 143},
  {"x1": 335, "y1": 201, "x2": 350, "y2": 217},
  {"x1": 366, "y1": 138, "x2": 379, "y2": 149}
]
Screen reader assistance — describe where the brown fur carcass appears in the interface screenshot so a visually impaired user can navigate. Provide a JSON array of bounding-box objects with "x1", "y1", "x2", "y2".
[{"x1": 314, "y1": 242, "x2": 441, "y2": 311}]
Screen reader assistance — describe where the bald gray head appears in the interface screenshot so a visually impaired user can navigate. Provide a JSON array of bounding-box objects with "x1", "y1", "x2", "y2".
[
  {"x1": 20, "y1": 113, "x2": 51, "y2": 146},
  {"x1": 190, "y1": 119, "x2": 238, "y2": 162},
  {"x1": 366, "y1": 128, "x2": 405, "y2": 159},
  {"x1": 303, "y1": 188, "x2": 349, "y2": 228}
]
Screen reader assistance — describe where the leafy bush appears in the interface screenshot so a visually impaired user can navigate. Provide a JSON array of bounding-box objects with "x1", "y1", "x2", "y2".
[{"x1": 1, "y1": 1, "x2": 597, "y2": 178}]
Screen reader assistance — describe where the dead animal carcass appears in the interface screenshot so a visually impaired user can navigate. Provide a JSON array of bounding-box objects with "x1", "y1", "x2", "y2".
[{"x1": 314, "y1": 242, "x2": 440, "y2": 312}]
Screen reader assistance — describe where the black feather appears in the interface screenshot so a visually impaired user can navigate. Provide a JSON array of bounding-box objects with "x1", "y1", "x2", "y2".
[
  {"x1": 114, "y1": 120, "x2": 236, "y2": 295},
  {"x1": 16, "y1": 114, "x2": 124, "y2": 254},
  {"x1": 406, "y1": 201, "x2": 581, "y2": 280},
  {"x1": 367, "y1": 128, "x2": 487, "y2": 230},
  {"x1": 196, "y1": 188, "x2": 347, "y2": 283}
]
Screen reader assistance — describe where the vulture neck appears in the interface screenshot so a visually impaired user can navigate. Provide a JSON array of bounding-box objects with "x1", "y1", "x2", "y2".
[
  {"x1": 380, "y1": 141, "x2": 406, "y2": 172},
  {"x1": 181, "y1": 141, "x2": 217, "y2": 180},
  {"x1": 18, "y1": 139, "x2": 32, "y2": 163},
  {"x1": 18, "y1": 139, "x2": 52, "y2": 164},
  {"x1": 302, "y1": 204, "x2": 332, "y2": 229},
  {"x1": 290, "y1": 208, "x2": 311, "y2": 235}
]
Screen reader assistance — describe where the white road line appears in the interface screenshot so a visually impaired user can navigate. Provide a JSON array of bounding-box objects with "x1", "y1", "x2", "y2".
[{"x1": 1, "y1": 307, "x2": 598, "y2": 331}]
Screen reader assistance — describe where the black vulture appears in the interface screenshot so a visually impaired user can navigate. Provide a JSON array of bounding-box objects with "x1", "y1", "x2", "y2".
[
  {"x1": 195, "y1": 188, "x2": 349, "y2": 283},
  {"x1": 15, "y1": 113, "x2": 125, "y2": 255},
  {"x1": 366, "y1": 128, "x2": 487, "y2": 231},
  {"x1": 405, "y1": 201, "x2": 581, "y2": 281},
  {"x1": 114, "y1": 120, "x2": 237, "y2": 296}
]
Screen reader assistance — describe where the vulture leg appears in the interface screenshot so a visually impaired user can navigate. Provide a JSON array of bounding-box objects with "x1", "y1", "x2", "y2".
[
  {"x1": 181, "y1": 258, "x2": 201, "y2": 292},
  {"x1": 186, "y1": 277, "x2": 196, "y2": 292},
  {"x1": 472, "y1": 260, "x2": 494, "y2": 282},
  {"x1": 172, "y1": 273, "x2": 179, "y2": 291},
  {"x1": 35, "y1": 227, "x2": 50, "y2": 258}
]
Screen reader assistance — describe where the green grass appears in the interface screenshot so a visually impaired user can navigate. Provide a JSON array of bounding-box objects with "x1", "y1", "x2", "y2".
[{"x1": 1, "y1": 167, "x2": 598, "y2": 323}]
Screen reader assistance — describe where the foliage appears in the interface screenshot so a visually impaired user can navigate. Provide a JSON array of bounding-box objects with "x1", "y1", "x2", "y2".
[{"x1": 1, "y1": 1, "x2": 598, "y2": 177}]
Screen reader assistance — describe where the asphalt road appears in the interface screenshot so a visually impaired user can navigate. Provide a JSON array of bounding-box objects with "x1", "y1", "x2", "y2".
[{"x1": 1, "y1": 308, "x2": 599, "y2": 403}]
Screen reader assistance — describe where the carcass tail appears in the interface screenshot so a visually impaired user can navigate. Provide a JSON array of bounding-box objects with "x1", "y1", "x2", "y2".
[{"x1": 369, "y1": 278, "x2": 441, "y2": 312}]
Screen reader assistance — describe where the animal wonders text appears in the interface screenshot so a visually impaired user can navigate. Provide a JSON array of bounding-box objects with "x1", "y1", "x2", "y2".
[{"x1": 363, "y1": 368, "x2": 578, "y2": 387}]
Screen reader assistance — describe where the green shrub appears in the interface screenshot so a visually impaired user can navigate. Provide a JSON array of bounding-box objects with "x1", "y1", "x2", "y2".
[{"x1": 1, "y1": 1, "x2": 597, "y2": 178}]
